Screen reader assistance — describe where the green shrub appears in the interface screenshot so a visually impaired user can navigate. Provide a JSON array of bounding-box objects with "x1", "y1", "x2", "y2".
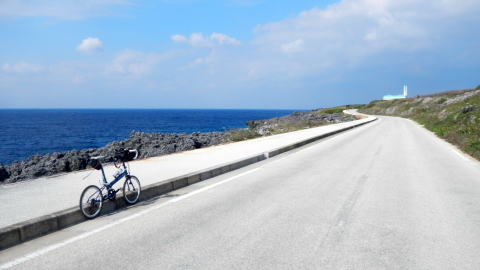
[
  {"x1": 227, "y1": 129, "x2": 261, "y2": 142},
  {"x1": 345, "y1": 104, "x2": 365, "y2": 109},
  {"x1": 320, "y1": 107, "x2": 344, "y2": 114},
  {"x1": 437, "y1": 98, "x2": 447, "y2": 104}
]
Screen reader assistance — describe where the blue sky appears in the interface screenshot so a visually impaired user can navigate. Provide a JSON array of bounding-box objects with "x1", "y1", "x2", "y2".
[{"x1": 1, "y1": 0, "x2": 479, "y2": 109}]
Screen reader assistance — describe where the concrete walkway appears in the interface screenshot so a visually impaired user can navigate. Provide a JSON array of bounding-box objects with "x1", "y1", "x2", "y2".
[{"x1": 0, "y1": 113, "x2": 374, "y2": 228}]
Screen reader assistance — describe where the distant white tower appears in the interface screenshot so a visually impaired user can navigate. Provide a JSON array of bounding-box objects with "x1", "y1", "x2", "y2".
[{"x1": 383, "y1": 85, "x2": 409, "y2": 100}]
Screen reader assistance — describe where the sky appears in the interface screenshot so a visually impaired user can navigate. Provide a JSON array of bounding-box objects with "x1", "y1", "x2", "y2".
[{"x1": 1, "y1": 0, "x2": 479, "y2": 109}]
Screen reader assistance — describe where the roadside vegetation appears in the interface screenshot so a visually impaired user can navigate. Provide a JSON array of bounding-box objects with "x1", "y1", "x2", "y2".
[
  {"x1": 359, "y1": 85, "x2": 480, "y2": 160},
  {"x1": 226, "y1": 106, "x2": 361, "y2": 141},
  {"x1": 227, "y1": 129, "x2": 263, "y2": 142}
]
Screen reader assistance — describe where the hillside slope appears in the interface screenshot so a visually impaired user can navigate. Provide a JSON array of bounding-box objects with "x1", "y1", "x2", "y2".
[{"x1": 359, "y1": 86, "x2": 480, "y2": 160}]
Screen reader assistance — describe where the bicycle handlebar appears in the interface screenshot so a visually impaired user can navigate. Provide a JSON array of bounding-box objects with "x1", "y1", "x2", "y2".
[{"x1": 129, "y1": 149, "x2": 139, "y2": 160}]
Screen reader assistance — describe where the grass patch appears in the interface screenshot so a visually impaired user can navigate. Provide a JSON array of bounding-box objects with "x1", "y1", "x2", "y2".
[
  {"x1": 317, "y1": 105, "x2": 360, "y2": 114},
  {"x1": 319, "y1": 107, "x2": 344, "y2": 114},
  {"x1": 437, "y1": 97, "x2": 447, "y2": 104},
  {"x1": 227, "y1": 129, "x2": 261, "y2": 142}
]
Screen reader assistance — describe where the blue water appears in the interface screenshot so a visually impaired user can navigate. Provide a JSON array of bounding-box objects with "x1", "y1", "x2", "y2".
[{"x1": 0, "y1": 109, "x2": 297, "y2": 165}]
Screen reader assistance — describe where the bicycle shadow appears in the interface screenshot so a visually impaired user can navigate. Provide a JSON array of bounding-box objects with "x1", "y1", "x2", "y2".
[{"x1": 102, "y1": 192, "x2": 183, "y2": 217}]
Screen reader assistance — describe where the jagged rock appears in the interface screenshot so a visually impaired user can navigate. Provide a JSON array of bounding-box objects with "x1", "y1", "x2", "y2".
[
  {"x1": 438, "y1": 109, "x2": 448, "y2": 120},
  {"x1": 445, "y1": 90, "x2": 480, "y2": 105},
  {"x1": 461, "y1": 105, "x2": 475, "y2": 114},
  {"x1": 385, "y1": 107, "x2": 397, "y2": 114},
  {"x1": 246, "y1": 111, "x2": 356, "y2": 136},
  {"x1": 421, "y1": 97, "x2": 433, "y2": 104},
  {"x1": 0, "y1": 164, "x2": 9, "y2": 182}
]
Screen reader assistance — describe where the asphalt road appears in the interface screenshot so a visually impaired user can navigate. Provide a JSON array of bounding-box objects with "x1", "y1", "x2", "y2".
[{"x1": 2, "y1": 116, "x2": 480, "y2": 269}]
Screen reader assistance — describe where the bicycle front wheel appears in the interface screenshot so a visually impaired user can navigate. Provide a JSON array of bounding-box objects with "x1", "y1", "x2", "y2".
[
  {"x1": 123, "y1": 175, "x2": 141, "y2": 204},
  {"x1": 79, "y1": 185, "x2": 103, "y2": 219}
]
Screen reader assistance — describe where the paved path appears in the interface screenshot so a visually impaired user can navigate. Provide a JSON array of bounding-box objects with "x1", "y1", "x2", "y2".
[
  {"x1": 0, "y1": 115, "x2": 372, "y2": 228},
  {"x1": 2, "y1": 115, "x2": 480, "y2": 269}
]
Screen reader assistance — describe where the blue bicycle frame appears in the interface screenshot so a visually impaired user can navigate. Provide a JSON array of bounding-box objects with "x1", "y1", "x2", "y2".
[{"x1": 99, "y1": 163, "x2": 129, "y2": 190}]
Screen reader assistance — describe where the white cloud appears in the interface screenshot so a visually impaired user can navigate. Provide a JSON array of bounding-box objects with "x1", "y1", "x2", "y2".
[
  {"x1": 1, "y1": 62, "x2": 43, "y2": 73},
  {"x1": 77, "y1": 37, "x2": 103, "y2": 54},
  {"x1": 171, "y1": 34, "x2": 187, "y2": 43},
  {"x1": 245, "y1": 0, "x2": 480, "y2": 79},
  {"x1": 210, "y1": 33, "x2": 241, "y2": 45},
  {"x1": 171, "y1": 32, "x2": 240, "y2": 47},
  {"x1": 0, "y1": 0, "x2": 130, "y2": 20},
  {"x1": 107, "y1": 50, "x2": 163, "y2": 76},
  {"x1": 281, "y1": 39, "x2": 304, "y2": 53},
  {"x1": 182, "y1": 56, "x2": 214, "y2": 70},
  {"x1": 189, "y1": 33, "x2": 212, "y2": 47}
]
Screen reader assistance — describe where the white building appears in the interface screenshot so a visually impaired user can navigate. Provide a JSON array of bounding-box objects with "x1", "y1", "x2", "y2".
[{"x1": 383, "y1": 85, "x2": 408, "y2": 100}]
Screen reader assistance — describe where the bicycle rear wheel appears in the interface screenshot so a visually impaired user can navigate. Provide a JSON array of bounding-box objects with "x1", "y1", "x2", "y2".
[
  {"x1": 123, "y1": 175, "x2": 141, "y2": 204},
  {"x1": 80, "y1": 185, "x2": 103, "y2": 219}
]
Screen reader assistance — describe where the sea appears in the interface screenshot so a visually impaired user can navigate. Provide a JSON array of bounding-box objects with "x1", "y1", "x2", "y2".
[{"x1": 0, "y1": 109, "x2": 298, "y2": 165}]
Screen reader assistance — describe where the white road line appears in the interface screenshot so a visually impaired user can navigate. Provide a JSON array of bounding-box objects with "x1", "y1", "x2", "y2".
[
  {"x1": 452, "y1": 149, "x2": 470, "y2": 162},
  {"x1": 0, "y1": 168, "x2": 261, "y2": 270}
]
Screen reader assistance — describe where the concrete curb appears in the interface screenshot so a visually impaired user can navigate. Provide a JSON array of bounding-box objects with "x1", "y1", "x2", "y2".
[{"x1": 0, "y1": 117, "x2": 376, "y2": 251}]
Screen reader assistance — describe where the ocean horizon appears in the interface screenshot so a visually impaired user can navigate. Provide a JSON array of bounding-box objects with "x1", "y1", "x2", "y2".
[{"x1": 0, "y1": 108, "x2": 301, "y2": 165}]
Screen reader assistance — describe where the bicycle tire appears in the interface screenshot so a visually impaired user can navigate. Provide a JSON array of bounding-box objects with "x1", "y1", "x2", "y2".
[
  {"x1": 123, "y1": 175, "x2": 141, "y2": 204},
  {"x1": 79, "y1": 185, "x2": 103, "y2": 219}
]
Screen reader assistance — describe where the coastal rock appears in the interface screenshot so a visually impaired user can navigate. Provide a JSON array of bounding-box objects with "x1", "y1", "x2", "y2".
[
  {"x1": 246, "y1": 111, "x2": 356, "y2": 136},
  {"x1": 445, "y1": 90, "x2": 480, "y2": 105},
  {"x1": 100, "y1": 131, "x2": 228, "y2": 159},
  {"x1": 1, "y1": 111, "x2": 354, "y2": 184},
  {"x1": 438, "y1": 109, "x2": 448, "y2": 120},
  {"x1": 461, "y1": 105, "x2": 475, "y2": 114},
  {"x1": 0, "y1": 164, "x2": 9, "y2": 182}
]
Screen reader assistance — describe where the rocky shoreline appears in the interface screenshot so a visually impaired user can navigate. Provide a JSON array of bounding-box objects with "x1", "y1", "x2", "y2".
[
  {"x1": 0, "y1": 132, "x2": 229, "y2": 184},
  {"x1": 0, "y1": 109, "x2": 357, "y2": 184}
]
